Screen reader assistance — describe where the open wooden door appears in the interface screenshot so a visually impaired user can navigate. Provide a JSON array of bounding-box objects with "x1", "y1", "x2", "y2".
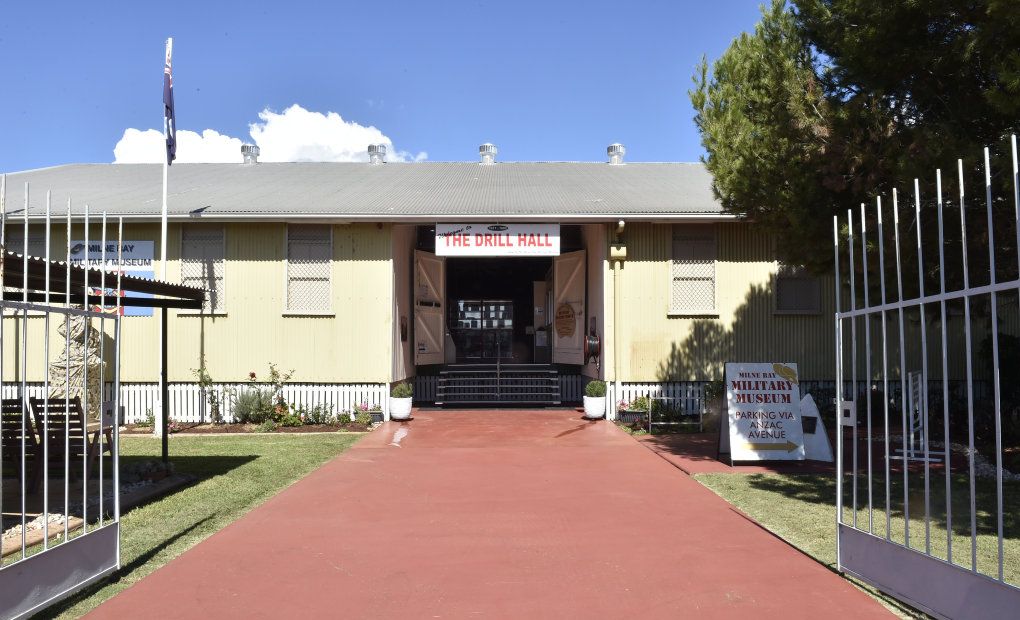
[
  {"x1": 414, "y1": 250, "x2": 445, "y2": 365},
  {"x1": 551, "y1": 250, "x2": 585, "y2": 365}
]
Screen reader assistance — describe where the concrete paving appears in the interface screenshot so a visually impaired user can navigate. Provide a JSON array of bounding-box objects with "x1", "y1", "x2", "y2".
[{"x1": 89, "y1": 410, "x2": 892, "y2": 619}]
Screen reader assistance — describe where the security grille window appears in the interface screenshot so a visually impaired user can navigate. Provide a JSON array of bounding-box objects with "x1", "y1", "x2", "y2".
[
  {"x1": 286, "y1": 225, "x2": 332, "y2": 314},
  {"x1": 775, "y1": 264, "x2": 820, "y2": 314},
  {"x1": 670, "y1": 225, "x2": 716, "y2": 315},
  {"x1": 181, "y1": 226, "x2": 225, "y2": 314}
]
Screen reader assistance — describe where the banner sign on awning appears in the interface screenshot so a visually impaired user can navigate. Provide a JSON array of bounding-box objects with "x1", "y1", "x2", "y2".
[
  {"x1": 725, "y1": 362, "x2": 806, "y2": 462},
  {"x1": 435, "y1": 223, "x2": 560, "y2": 256}
]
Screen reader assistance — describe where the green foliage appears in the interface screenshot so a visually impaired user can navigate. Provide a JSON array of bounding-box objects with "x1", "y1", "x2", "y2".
[
  {"x1": 234, "y1": 388, "x2": 274, "y2": 424},
  {"x1": 235, "y1": 364, "x2": 297, "y2": 424},
  {"x1": 354, "y1": 411, "x2": 372, "y2": 427},
  {"x1": 192, "y1": 359, "x2": 226, "y2": 424},
  {"x1": 703, "y1": 380, "x2": 726, "y2": 402},
  {"x1": 391, "y1": 382, "x2": 413, "y2": 398},
  {"x1": 690, "y1": 0, "x2": 1020, "y2": 276},
  {"x1": 278, "y1": 412, "x2": 304, "y2": 427},
  {"x1": 142, "y1": 408, "x2": 155, "y2": 428},
  {"x1": 255, "y1": 419, "x2": 278, "y2": 433},
  {"x1": 584, "y1": 380, "x2": 607, "y2": 398},
  {"x1": 294, "y1": 404, "x2": 336, "y2": 425},
  {"x1": 622, "y1": 395, "x2": 649, "y2": 411}
]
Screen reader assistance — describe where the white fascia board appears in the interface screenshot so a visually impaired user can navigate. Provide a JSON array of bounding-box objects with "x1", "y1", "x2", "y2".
[{"x1": 26, "y1": 212, "x2": 739, "y2": 224}]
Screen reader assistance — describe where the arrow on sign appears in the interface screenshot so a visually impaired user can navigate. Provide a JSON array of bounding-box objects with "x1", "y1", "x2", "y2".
[{"x1": 743, "y1": 440, "x2": 800, "y2": 453}]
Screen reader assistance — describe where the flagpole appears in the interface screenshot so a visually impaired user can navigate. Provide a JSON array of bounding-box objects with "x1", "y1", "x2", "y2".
[{"x1": 157, "y1": 37, "x2": 173, "y2": 446}]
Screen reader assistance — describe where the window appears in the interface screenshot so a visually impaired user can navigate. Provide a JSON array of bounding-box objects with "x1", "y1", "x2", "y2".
[
  {"x1": 286, "y1": 225, "x2": 332, "y2": 314},
  {"x1": 775, "y1": 264, "x2": 820, "y2": 314},
  {"x1": 181, "y1": 226, "x2": 225, "y2": 314},
  {"x1": 670, "y1": 225, "x2": 716, "y2": 315}
]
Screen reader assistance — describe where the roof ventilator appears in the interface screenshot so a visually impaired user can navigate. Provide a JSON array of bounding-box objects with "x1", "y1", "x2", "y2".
[
  {"x1": 368, "y1": 144, "x2": 387, "y2": 165},
  {"x1": 479, "y1": 143, "x2": 497, "y2": 165},
  {"x1": 608, "y1": 143, "x2": 625, "y2": 165},
  {"x1": 241, "y1": 144, "x2": 260, "y2": 165}
]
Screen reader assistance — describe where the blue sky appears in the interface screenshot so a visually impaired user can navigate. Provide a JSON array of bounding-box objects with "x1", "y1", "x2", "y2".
[{"x1": 0, "y1": 0, "x2": 763, "y2": 171}]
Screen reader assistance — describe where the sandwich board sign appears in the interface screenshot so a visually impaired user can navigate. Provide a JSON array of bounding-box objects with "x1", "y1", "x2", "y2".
[{"x1": 723, "y1": 362, "x2": 805, "y2": 462}]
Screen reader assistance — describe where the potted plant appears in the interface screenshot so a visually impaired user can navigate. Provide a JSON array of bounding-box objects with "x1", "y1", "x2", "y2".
[
  {"x1": 583, "y1": 380, "x2": 607, "y2": 419},
  {"x1": 390, "y1": 382, "x2": 413, "y2": 420}
]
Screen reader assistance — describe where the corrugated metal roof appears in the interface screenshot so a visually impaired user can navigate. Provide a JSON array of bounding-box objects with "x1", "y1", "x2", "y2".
[{"x1": 0, "y1": 161, "x2": 725, "y2": 221}]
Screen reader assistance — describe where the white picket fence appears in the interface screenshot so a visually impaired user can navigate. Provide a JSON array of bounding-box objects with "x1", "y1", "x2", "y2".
[
  {"x1": 608, "y1": 382, "x2": 707, "y2": 420},
  {"x1": 1, "y1": 382, "x2": 387, "y2": 424}
]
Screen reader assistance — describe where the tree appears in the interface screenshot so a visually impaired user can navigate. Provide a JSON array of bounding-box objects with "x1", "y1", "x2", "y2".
[{"x1": 691, "y1": 0, "x2": 1020, "y2": 276}]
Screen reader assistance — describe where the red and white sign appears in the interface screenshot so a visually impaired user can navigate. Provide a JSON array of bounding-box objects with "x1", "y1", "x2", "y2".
[{"x1": 435, "y1": 223, "x2": 560, "y2": 256}]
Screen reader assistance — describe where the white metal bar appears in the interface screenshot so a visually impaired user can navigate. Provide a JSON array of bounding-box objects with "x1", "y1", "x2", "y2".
[
  {"x1": 115, "y1": 217, "x2": 123, "y2": 556},
  {"x1": 43, "y1": 191, "x2": 51, "y2": 548},
  {"x1": 958, "y1": 159, "x2": 978, "y2": 572},
  {"x1": 82, "y1": 205, "x2": 90, "y2": 534},
  {"x1": 99, "y1": 212, "x2": 106, "y2": 527},
  {"x1": 893, "y1": 188, "x2": 910, "y2": 547},
  {"x1": 877, "y1": 195, "x2": 891, "y2": 540},
  {"x1": 860, "y1": 203, "x2": 874, "y2": 533},
  {"x1": 20, "y1": 184, "x2": 29, "y2": 558},
  {"x1": 914, "y1": 178, "x2": 931, "y2": 555},
  {"x1": 936, "y1": 168, "x2": 953, "y2": 564},
  {"x1": 837, "y1": 275, "x2": 1020, "y2": 319},
  {"x1": 848, "y1": 208, "x2": 859, "y2": 528},
  {"x1": 983, "y1": 148, "x2": 1004, "y2": 582},
  {"x1": 64, "y1": 199, "x2": 71, "y2": 543},
  {"x1": 834, "y1": 214, "x2": 844, "y2": 570}
]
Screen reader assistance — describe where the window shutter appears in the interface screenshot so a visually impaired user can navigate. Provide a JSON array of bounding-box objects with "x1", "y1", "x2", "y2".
[
  {"x1": 671, "y1": 225, "x2": 716, "y2": 314},
  {"x1": 286, "y1": 225, "x2": 331, "y2": 313},
  {"x1": 181, "y1": 226, "x2": 225, "y2": 313}
]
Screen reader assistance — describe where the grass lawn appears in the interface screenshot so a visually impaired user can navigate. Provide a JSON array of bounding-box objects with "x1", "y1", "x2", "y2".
[
  {"x1": 39, "y1": 433, "x2": 363, "y2": 619},
  {"x1": 694, "y1": 471, "x2": 1020, "y2": 618}
]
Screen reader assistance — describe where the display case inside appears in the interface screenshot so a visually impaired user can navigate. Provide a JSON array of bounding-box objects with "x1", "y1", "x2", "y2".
[{"x1": 450, "y1": 300, "x2": 514, "y2": 360}]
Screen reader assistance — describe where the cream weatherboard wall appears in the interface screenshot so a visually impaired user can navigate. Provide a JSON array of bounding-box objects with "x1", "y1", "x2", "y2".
[
  {"x1": 1, "y1": 222, "x2": 394, "y2": 385},
  {"x1": 605, "y1": 222, "x2": 836, "y2": 383}
]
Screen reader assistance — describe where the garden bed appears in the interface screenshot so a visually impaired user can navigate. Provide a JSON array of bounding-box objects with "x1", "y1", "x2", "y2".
[{"x1": 122, "y1": 422, "x2": 373, "y2": 435}]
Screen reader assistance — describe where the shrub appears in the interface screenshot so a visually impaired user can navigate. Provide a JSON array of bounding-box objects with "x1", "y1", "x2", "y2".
[
  {"x1": 142, "y1": 408, "x2": 155, "y2": 428},
  {"x1": 336, "y1": 411, "x2": 353, "y2": 426},
  {"x1": 391, "y1": 382, "x2": 413, "y2": 398},
  {"x1": 279, "y1": 412, "x2": 303, "y2": 427},
  {"x1": 295, "y1": 404, "x2": 336, "y2": 425},
  {"x1": 585, "y1": 380, "x2": 607, "y2": 398},
  {"x1": 234, "y1": 388, "x2": 274, "y2": 424},
  {"x1": 354, "y1": 411, "x2": 372, "y2": 427},
  {"x1": 255, "y1": 419, "x2": 278, "y2": 433}
]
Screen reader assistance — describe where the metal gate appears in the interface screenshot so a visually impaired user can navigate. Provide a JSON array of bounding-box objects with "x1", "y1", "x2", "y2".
[
  {"x1": 0, "y1": 183, "x2": 123, "y2": 619},
  {"x1": 834, "y1": 136, "x2": 1020, "y2": 618}
]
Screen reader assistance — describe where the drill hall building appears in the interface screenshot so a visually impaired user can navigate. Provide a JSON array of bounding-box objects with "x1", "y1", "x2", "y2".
[{"x1": 2, "y1": 143, "x2": 836, "y2": 421}]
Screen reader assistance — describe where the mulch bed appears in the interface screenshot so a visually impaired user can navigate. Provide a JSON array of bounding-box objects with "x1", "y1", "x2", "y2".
[{"x1": 122, "y1": 423, "x2": 371, "y2": 435}]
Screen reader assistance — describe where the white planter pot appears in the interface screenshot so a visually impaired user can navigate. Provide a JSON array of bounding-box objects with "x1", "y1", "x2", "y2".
[
  {"x1": 390, "y1": 397, "x2": 413, "y2": 420},
  {"x1": 583, "y1": 395, "x2": 606, "y2": 419}
]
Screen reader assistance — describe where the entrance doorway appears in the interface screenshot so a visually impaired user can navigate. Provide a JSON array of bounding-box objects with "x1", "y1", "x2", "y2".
[
  {"x1": 409, "y1": 224, "x2": 591, "y2": 405},
  {"x1": 446, "y1": 257, "x2": 549, "y2": 364}
]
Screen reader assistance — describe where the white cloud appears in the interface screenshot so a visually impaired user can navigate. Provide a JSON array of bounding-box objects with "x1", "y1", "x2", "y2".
[
  {"x1": 113, "y1": 128, "x2": 245, "y2": 164},
  {"x1": 113, "y1": 104, "x2": 426, "y2": 164}
]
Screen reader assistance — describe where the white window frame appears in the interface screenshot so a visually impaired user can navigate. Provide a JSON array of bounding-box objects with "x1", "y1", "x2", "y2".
[
  {"x1": 179, "y1": 225, "x2": 227, "y2": 316},
  {"x1": 773, "y1": 263, "x2": 821, "y2": 315},
  {"x1": 283, "y1": 224, "x2": 334, "y2": 316},
  {"x1": 668, "y1": 224, "x2": 718, "y2": 316}
]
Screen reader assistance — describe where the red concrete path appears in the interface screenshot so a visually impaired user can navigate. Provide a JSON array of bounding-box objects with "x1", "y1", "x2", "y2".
[{"x1": 90, "y1": 410, "x2": 891, "y2": 619}]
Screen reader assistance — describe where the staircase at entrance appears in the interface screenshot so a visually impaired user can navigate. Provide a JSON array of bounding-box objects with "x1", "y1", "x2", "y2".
[{"x1": 435, "y1": 364, "x2": 560, "y2": 405}]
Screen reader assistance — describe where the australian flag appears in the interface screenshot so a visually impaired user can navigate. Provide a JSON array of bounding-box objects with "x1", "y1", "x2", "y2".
[{"x1": 163, "y1": 38, "x2": 176, "y2": 165}]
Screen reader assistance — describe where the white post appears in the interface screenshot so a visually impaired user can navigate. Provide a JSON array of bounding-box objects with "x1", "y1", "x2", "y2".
[{"x1": 156, "y1": 37, "x2": 172, "y2": 439}]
